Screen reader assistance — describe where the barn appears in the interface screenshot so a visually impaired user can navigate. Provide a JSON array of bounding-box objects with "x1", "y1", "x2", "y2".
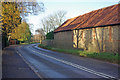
[{"x1": 54, "y1": 4, "x2": 120, "y2": 53}]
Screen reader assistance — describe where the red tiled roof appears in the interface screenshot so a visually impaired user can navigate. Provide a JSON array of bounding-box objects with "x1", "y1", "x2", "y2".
[{"x1": 54, "y1": 4, "x2": 120, "y2": 33}]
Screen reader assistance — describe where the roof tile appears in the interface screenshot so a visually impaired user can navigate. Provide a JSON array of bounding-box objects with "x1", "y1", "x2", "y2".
[{"x1": 54, "y1": 4, "x2": 119, "y2": 32}]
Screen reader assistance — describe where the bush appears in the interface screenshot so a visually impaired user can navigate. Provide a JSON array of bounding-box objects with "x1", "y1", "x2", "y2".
[
  {"x1": 46, "y1": 31, "x2": 54, "y2": 39},
  {"x1": 20, "y1": 41, "x2": 25, "y2": 43}
]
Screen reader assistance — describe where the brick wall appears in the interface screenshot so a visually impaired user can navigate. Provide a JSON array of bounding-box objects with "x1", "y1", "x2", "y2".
[
  {"x1": 54, "y1": 31, "x2": 73, "y2": 49},
  {"x1": 73, "y1": 25, "x2": 120, "y2": 53},
  {"x1": 42, "y1": 40, "x2": 54, "y2": 47},
  {"x1": 43, "y1": 25, "x2": 120, "y2": 53}
]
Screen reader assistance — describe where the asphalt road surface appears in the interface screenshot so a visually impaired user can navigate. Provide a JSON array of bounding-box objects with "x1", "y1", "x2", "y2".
[
  {"x1": 2, "y1": 45, "x2": 39, "y2": 79},
  {"x1": 16, "y1": 44, "x2": 119, "y2": 79}
]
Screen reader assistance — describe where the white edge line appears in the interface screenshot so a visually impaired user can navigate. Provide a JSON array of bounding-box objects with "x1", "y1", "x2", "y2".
[
  {"x1": 15, "y1": 47, "x2": 44, "y2": 80},
  {"x1": 31, "y1": 48, "x2": 116, "y2": 79}
]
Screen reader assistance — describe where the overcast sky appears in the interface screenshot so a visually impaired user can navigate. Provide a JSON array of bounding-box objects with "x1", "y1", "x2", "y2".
[{"x1": 27, "y1": 0, "x2": 119, "y2": 34}]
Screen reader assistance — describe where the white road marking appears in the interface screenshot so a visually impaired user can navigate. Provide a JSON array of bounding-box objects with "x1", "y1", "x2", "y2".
[
  {"x1": 31, "y1": 49, "x2": 116, "y2": 79},
  {"x1": 15, "y1": 49, "x2": 44, "y2": 79}
]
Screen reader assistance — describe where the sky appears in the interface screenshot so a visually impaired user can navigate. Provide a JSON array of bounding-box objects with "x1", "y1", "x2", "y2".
[{"x1": 27, "y1": 0, "x2": 119, "y2": 35}]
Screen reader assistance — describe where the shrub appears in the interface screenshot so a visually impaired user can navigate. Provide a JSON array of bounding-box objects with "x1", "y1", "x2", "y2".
[{"x1": 46, "y1": 31, "x2": 54, "y2": 39}]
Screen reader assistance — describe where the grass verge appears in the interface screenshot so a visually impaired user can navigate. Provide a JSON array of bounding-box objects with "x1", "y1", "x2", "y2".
[{"x1": 38, "y1": 44, "x2": 120, "y2": 64}]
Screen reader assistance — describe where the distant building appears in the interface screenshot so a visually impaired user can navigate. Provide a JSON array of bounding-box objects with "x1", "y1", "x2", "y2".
[
  {"x1": 31, "y1": 34, "x2": 45, "y2": 43},
  {"x1": 53, "y1": 4, "x2": 120, "y2": 53},
  {"x1": 9, "y1": 39, "x2": 19, "y2": 45}
]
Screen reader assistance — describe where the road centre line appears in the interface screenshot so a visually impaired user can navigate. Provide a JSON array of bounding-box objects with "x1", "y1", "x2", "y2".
[{"x1": 31, "y1": 49, "x2": 116, "y2": 79}]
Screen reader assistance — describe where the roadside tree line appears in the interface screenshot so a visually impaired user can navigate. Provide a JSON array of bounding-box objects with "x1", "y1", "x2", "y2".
[{"x1": 1, "y1": 1, "x2": 44, "y2": 48}]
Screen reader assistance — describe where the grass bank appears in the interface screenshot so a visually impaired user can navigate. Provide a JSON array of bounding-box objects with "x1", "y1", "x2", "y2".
[{"x1": 38, "y1": 44, "x2": 120, "y2": 64}]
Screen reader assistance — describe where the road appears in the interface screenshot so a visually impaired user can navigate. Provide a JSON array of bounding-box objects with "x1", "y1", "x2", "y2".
[{"x1": 16, "y1": 44, "x2": 119, "y2": 79}]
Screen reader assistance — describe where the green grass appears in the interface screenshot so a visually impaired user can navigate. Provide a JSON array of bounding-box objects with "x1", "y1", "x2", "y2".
[{"x1": 38, "y1": 44, "x2": 120, "y2": 64}]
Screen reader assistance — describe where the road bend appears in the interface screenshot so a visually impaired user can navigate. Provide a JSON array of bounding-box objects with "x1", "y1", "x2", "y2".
[{"x1": 16, "y1": 44, "x2": 119, "y2": 79}]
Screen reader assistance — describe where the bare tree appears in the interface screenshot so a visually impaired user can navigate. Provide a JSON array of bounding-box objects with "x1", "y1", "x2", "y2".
[
  {"x1": 54, "y1": 10, "x2": 67, "y2": 26},
  {"x1": 35, "y1": 28, "x2": 45, "y2": 43},
  {"x1": 16, "y1": 1, "x2": 45, "y2": 21},
  {"x1": 41, "y1": 18, "x2": 51, "y2": 34},
  {"x1": 40, "y1": 10, "x2": 67, "y2": 34},
  {"x1": 35, "y1": 28, "x2": 45, "y2": 36}
]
